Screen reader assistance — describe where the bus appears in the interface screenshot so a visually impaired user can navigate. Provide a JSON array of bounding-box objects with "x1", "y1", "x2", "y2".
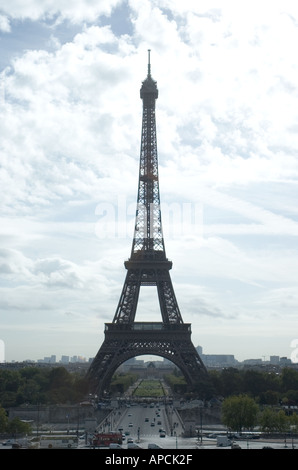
[
  {"x1": 39, "y1": 435, "x2": 78, "y2": 449},
  {"x1": 92, "y1": 432, "x2": 122, "y2": 447}
]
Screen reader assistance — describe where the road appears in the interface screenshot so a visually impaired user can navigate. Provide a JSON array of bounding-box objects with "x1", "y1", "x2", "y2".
[
  {"x1": 94, "y1": 402, "x2": 188, "y2": 449},
  {"x1": 92, "y1": 404, "x2": 297, "y2": 450},
  {"x1": 1, "y1": 403, "x2": 296, "y2": 450},
  {"x1": 98, "y1": 403, "x2": 172, "y2": 441}
]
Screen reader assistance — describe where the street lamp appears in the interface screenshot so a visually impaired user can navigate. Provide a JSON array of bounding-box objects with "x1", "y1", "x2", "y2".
[
  {"x1": 174, "y1": 431, "x2": 178, "y2": 449},
  {"x1": 200, "y1": 406, "x2": 203, "y2": 444}
]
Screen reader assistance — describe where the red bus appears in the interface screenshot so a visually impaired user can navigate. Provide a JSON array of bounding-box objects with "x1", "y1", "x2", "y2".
[{"x1": 92, "y1": 432, "x2": 122, "y2": 447}]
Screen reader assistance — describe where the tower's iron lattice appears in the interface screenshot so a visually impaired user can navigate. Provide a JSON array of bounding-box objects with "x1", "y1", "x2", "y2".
[{"x1": 87, "y1": 51, "x2": 207, "y2": 396}]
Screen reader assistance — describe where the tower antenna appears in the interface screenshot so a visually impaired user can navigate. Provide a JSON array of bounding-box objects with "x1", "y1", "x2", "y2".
[{"x1": 148, "y1": 49, "x2": 151, "y2": 76}]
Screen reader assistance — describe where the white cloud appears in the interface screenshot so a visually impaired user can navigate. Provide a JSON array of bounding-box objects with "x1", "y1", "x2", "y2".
[
  {"x1": 0, "y1": 14, "x2": 10, "y2": 32},
  {"x1": 0, "y1": 0, "x2": 123, "y2": 23},
  {"x1": 0, "y1": 26, "x2": 140, "y2": 214},
  {"x1": 0, "y1": 1, "x2": 298, "y2": 361}
]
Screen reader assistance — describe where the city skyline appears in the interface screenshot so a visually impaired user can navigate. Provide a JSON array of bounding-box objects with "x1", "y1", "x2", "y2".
[
  {"x1": 2, "y1": 347, "x2": 295, "y2": 366},
  {"x1": 1, "y1": 2, "x2": 298, "y2": 363}
]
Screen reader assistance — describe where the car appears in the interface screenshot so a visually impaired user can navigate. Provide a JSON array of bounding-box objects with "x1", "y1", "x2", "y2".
[
  {"x1": 12, "y1": 442, "x2": 23, "y2": 449},
  {"x1": 127, "y1": 438, "x2": 134, "y2": 443},
  {"x1": 231, "y1": 444, "x2": 241, "y2": 449},
  {"x1": 128, "y1": 423, "x2": 133, "y2": 427},
  {"x1": 109, "y1": 443, "x2": 122, "y2": 449},
  {"x1": 148, "y1": 443, "x2": 163, "y2": 449},
  {"x1": 150, "y1": 422, "x2": 155, "y2": 426},
  {"x1": 145, "y1": 417, "x2": 149, "y2": 422},
  {"x1": 2, "y1": 439, "x2": 15, "y2": 446},
  {"x1": 127, "y1": 443, "x2": 142, "y2": 449},
  {"x1": 159, "y1": 431, "x2": 166, "y2": 438}
]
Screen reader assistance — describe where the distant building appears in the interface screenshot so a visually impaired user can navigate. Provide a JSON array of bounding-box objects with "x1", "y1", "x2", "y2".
[
  {"x1": 39, "y1": 355, "x2": 56, "y2": 364},
  {"x1": 127, "y1": 361, "x2": 175, "y2": 378},
  {"x1": 243, "y1": 358, "x2": 262, "y2": 365},
  {"x1": 280, "y1": 357, "x2": 291, "y2": 365},
  {"x1": 202, "y1": 354, "x2": 238, "y2": 367},
  {"x1": 61, "y1": 356, "x2": 70, "y2": 364},
  {"x1": 270, "y1": 356, "x2": 280, "y2": 364},
  {"x1": 196, "y1": 345, "x2": 237, "y2": 367}
]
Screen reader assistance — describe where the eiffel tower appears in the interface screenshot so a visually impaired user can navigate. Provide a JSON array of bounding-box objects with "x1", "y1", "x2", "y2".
[{"x1": 87, "y1": 51, "x2": 207, "y2": 396}]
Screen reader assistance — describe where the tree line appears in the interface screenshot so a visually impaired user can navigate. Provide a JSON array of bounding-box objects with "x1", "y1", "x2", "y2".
[
  {"x1": 221, "y1": 395, "x2": 298, "y2": 435},
  {"x1": 164, "y1": 366, "x2": 298, "y2": 405},
  {"x1": 0, "y1": 366, "x2": 87, "y2": 408},
  {"x1": 208, "y1": 367, "x2": 298, "y2": 405},
  {"x1": 1, "y1": 366, "x2": 298, "y2": 408}
]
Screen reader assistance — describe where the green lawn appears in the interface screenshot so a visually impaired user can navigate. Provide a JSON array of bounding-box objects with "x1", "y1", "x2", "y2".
[{"x1": 133, "y1": 379, "x2": 166, "y2": 397}]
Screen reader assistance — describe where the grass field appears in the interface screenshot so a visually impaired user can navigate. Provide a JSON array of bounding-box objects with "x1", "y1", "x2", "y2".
[{"x1": 133, "y1": 379, "x2": 166, "y2": 397}]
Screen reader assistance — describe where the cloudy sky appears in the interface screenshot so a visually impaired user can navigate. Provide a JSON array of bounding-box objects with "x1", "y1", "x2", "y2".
[{"x1": 1, "y1": 0, "x2": 298, "y2": 364}]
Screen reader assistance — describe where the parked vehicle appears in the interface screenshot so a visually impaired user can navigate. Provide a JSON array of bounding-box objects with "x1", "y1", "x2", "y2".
[{"x1": 40, "y1": 435, "x2": 78, "y2": 449}]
